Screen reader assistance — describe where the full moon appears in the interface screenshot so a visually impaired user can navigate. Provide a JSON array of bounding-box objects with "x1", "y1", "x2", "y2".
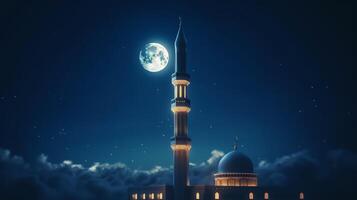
[{"x1": 139, "y1": 43, "x2": 169, "y2": 72}]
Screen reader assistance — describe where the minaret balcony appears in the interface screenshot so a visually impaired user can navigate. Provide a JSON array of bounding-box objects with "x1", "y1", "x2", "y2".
[
  {"x1": 171, "y1": 98, "x2": 190, "y2": 106},
  {"x1": 171, "y1": 98, "x2": 191, "y2": 113},
  {"x1": 170, "y1": 136, "x2": 191, "y2": 145},
  {"x1": 172, "y1": 72, "x2": 190, "y2": 82}
]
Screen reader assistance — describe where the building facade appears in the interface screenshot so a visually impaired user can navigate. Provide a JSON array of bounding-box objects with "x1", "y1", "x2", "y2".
[{"x1": 128, "y1": 21, "x2": 305, "y2": 200}]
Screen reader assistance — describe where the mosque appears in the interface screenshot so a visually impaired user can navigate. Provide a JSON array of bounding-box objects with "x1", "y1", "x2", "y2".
[{"x1": 128, "y1": 21, "x2": 304, "y2": 200}]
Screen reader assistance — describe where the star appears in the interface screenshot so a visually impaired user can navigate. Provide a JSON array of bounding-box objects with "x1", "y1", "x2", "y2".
[{"x1": 58, "y1": 129, "x2": 67, "y2": 135}]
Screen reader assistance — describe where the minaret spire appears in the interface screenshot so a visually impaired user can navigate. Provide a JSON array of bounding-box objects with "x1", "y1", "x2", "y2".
[
  {"x1": 174, "y1": 17, "x2": 188, "y2": 76},
  {"x1": 171, "y1": 18, "x2": 191, "y2": 200},
  {"x1": 175, "y1": 17, "x2": 186, "y2": 46}
]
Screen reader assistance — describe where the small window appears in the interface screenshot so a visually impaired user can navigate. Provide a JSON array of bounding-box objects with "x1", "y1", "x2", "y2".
[
  {"x1": 149, "y1": 193, "x2": 154, "y2": 199},
  {"x1": 142, "y1": 193, "x2": 146, "y2": 199},
  {"x1": 215, "y1": 192, "x2": 220, "y2": 199},
  {"x1": 157, "y1": 192, "x2": 163, "y2": 199},
  {"x1": 196, "y1": 192, "x2": 200, "y2": 199},
  {"x1": 175, "y1": 86, "x2": 178, "y2": 98},
  {"x1": 132, "y1": 193, "x2": 137, "y2": 200},
  {"x1": 179, "y1": 85, "x2": 182, "y2": 97},
  {"x1": 299, "y1": 192, "x2": 304, "y2": 199},
  {"x1": 264, "y1": 192, "x2": 269, "y2": 199},
  {"x1": 184, "y1": 86, "x2": 187, "y2": 98},
  {"x1": 249, "y1": 192, "x2": 254, "y2": 199}
]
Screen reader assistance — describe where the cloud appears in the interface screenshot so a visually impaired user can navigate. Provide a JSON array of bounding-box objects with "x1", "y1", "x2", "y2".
[
  {"x1": 256, "y1": 149, "x2": 357, "y2": 199},
  {"x1": 0, "y1": 148, "x2": 223, "y2": 200},
  {"x1": 257, "y1": 150, "x2": 319, "y2": 187},
  {"x1": 189, "y1": 150, "x2": 224, "y2": 185},
  {"x1": 0, "y1": 148, "x2": 356, "y2": 200}
]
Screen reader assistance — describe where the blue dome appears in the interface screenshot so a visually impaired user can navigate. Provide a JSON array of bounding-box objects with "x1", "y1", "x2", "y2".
[{"x1": 217, "y1": 151, "x2": 254, "y2": 173}]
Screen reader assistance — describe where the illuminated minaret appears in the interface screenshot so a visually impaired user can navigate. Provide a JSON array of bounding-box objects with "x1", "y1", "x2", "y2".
[{"x1": 171, "y1": 18, "x2": 191, "y2": 200}]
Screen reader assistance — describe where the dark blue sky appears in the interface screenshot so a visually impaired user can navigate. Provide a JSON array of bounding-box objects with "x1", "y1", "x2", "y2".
[{"x1": 0, "y1": 0, "x2": 355, "y2": 169}]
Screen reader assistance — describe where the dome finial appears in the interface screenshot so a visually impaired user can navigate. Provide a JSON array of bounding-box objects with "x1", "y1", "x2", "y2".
[{"x1": 233, "y1": 136, "x2": 238, "y2": 151}]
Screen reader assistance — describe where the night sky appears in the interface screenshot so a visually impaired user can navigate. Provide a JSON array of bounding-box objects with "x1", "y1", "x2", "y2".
[{"x1": 1, "y1": 0, "x2": 356, "y2": 174}]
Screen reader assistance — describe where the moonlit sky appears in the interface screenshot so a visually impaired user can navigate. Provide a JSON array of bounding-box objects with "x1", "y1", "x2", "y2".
[{"x1": 0, "y1": 0, "x2": 356, "y2": 170}]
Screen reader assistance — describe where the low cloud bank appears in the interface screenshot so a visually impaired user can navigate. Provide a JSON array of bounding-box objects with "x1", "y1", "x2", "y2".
[{"x1": 0, "y1": 148, "x2": 356, "y2": 199}]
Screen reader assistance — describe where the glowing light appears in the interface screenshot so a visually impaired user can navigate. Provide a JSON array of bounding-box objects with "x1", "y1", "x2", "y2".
[
  {"x1": 149, "y1": 193, "x2": 154, "y2": 199},
  {"x1": 171, "y1": 106, "x2": 191, "y2": 113},
  {"x1": 214, "y1": 174, "x2": 258, "y2": 187},
  {"x1": 196, "y1": 192, "x2": 200, "y2": 199},
  {"x1": 215, "y1": 192, "x2": 220, "y2": 199},
  {"x1": 249, "y1": 192, "x2": 254, "y2": 200},
  {"x1": 299, "y1": 192, "x2": 304, "y2": 199},
  {"x1": 264, "y1": 192, "x2": 269, "y2": 199},
  {"x1": 172, "y1": 79, "x2": 190, "y2": 85},
  {"x1": 179, "y1": 85, "x2": 182, "y2": 97},
  {"x1": 157, "y1": 193, "x2": 163, "y2": 199},
  {"x1": 171, "y1": 144, "x2": 191, "y2": 151}
]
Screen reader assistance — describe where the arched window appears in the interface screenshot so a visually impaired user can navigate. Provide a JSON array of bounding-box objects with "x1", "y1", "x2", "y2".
[
  {"x1": 132, "y1": 193, "x2": 137, "y2": 200},
  {"x1": 215, "y1": 192, "x2": 220, "y2": 199},
  {"x1": 299, "y1": 192, "x2": 304, "y2": 199},
  {"x1": 196, "y1": 192, "x2": 200, "y2": 199},
  {"x1": 175, "y1": 86, "x2": 178, "y2": 98},
  {"x1": 142, "y1": 193, "x2": 146, "y2": 199},
  {"x1": 249, "y1": 192, "x2": 254, "y2": 199},
  {"x1": 157, "y1": 193, "x2": 163, "y2": 199},
  {"x1": 228, "y1": 179, "x2": 234, "y2": 186},
  {"x1": 264, "y1": 192, "x2": 269, "y2": 199},
  {"x1": 179, "y1": 85, "x2": 182, "y2": 97},
  {"x1": 149, "y1": 193, "x2": 154, "y2": 199}
]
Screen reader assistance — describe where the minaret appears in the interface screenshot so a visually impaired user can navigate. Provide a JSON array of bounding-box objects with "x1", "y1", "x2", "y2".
[{"x1": 171, "y1": 18, "x2": 191, "y2": 200}]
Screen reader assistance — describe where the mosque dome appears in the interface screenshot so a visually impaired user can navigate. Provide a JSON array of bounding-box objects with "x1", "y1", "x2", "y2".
[{"x1": 217, "y1": 150, "x2": 254, "y2": 173}]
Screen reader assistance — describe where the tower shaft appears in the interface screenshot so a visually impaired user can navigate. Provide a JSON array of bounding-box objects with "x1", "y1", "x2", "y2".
[{"x1": 171, "y1": 19, "x2": 191, "y2": 200}]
